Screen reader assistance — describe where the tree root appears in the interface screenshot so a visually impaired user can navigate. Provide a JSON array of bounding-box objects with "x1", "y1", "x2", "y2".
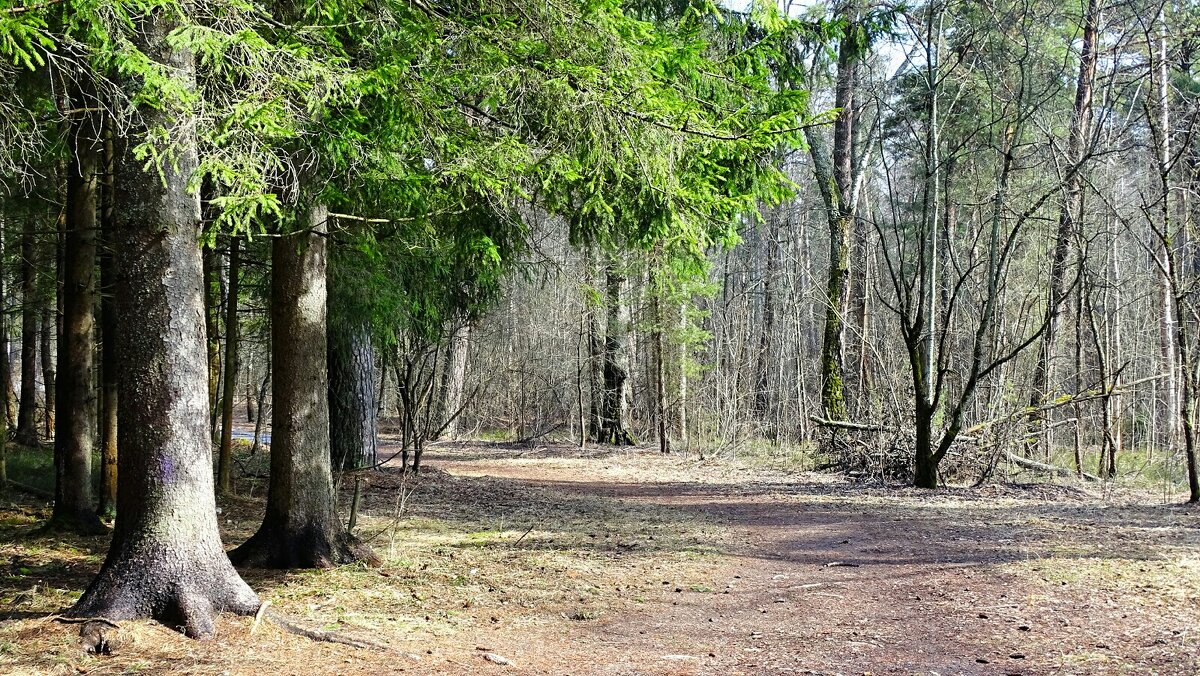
[
  {"x1": 56, "y1": 608, "x2": 388, "y2": 653},
  {"x1": 262, "y1": 606, "x2": 389, "y2": 651},
  {"x1": 54, "y1": 616, "x2": 122, "y2": 655}
]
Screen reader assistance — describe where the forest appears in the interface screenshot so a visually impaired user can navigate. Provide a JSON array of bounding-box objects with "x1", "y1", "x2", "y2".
[{"x1": 0, "y1": 0, "x2": 1199, "y2": 673}]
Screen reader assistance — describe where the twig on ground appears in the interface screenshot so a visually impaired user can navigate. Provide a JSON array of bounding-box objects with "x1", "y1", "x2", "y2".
[
  {"x1": 514, "y1": 523, "x2": 536, "y2": 546},
  {"x1": 263, "y1": 608, "x2": 389, "y2": 651}
]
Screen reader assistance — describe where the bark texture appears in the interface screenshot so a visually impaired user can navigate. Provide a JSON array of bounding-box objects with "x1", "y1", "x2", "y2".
[
  {"x1": 49, "y1": 97, "x2": 102, "y2": 534},
  {"x1": 438, "y1": 322, "x2": 470, "y2": 440},
  {"x1": 230, "y1": 206, "x2": 376, "y2": 569},
  {"x1": 597, "y1": 262, "x2": 634, "y2": 445},
  {"x1": 328, "y1": 316, "x2": 377, "y2": 473},
  {"x1": 69, "y1": 9, "x2": 260, "y2": 636}
]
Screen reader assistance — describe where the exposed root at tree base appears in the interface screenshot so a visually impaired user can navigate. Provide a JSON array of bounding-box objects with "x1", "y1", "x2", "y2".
[
  {"x1": 229, "y1": 524, "x2": 380, "y2": 569},
  {"x1": 54, "y1": 616, "x2": 122, "y2": 655}
]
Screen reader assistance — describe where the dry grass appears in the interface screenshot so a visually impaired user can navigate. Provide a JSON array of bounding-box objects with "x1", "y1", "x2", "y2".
[{"x1": 2, "y1": 439, "x2": 1199, "y2": 674}]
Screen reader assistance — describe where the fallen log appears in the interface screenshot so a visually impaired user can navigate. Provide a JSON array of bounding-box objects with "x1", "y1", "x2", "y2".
[{"x1": 1004, "y1": 452, "x2": 1100, "y2": 482}]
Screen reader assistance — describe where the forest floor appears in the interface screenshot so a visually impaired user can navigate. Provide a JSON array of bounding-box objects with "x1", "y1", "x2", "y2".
[{"x1": 1, "y1": 435, "x2": 1199, "y2": 675}]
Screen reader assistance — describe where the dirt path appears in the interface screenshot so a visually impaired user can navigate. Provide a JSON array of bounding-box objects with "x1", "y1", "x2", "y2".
[
  {"x1": 3, "y1": 440, "x2": 1199, "y2": 675},
  {"x1": 421, "y1": 444, "x2": 1200, "y2": 675}
]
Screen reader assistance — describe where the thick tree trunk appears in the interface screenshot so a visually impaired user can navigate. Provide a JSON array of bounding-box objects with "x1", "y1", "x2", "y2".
[
  {"x1": 48, "y1": 98, "x2": 103, "y2": 534},
  {"x1": 15, "y1": 209, "x2": 37, "y2": 447},
  {"x1": 230, "y1": 206, "x2": 376, "y2": 569},
  {"x1": 598, "y1": 262, "x2": 634, "y2": 445},
  {"x1": 68, "y1": 9, "x2": 260, "y2": 635},
  {"x1": 806, "y1": 6, "x2": 861, "y2": 422},
  {"x1": 584, "y1": 251, "x2": 605, "y2": 440},
  {"x1": 217, "y1": 236, "x2": 240, "y2": 494},
  {"x1": 913, "y1": 401, "x2": 937, "y2": 489},
  {"x1": 328, "y1": 317, "x2": 377, "y2": 473}
]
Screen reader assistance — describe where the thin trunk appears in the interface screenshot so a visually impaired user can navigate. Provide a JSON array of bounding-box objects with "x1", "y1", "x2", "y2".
[
  {"x1": 98, "y1": 122, "x2": 118, "y2": 519},
  {"x1": 755, "y1": 218, "x2": 776, "y2": 426},
  {"x1": 251, "y1": 352, "x2": 270, "y2": 456},
  {"x1": 15, "y1": 207, "x2": 38, "y2": 447},
  {"x1": 1029, "y1": 0, "x2": 1099, "y2": 456},
  {"x1": 0, "y1": 209, "x2": 6, "y2": 484},
  {"x1": 651, "y1": 277, "x2": 669, "y2": 454},
  {"x1": 675, "y1": 301, "x2": 688, "y2": 450},
  {"x1": 48, "y1": 93, "x2": 103, "y2": 534},
  {"x1": 0, "y1": 208, "x2": 10, "y2": 435},
  {"x1": 203, "y1": 246, "x2": 221, "y2": 438},
  {"x1": 245, "y1": 357, "x2": 256, "y2": 423},
  {"x1": 1072, "y1": 284, "x2": 1084, "y2": 476},
  {"x1": 40, "y1": 306, "x2": 54, "y2": 440},
  {"x1": 217, "y1": 236, "x2": 240, "y2": 494}
]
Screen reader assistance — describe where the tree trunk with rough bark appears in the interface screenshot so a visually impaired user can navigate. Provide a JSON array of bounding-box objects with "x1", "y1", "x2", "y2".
[
  {"x1": 203, "y1": 246, "x2": 221, "y2": 438},
  {"x1": 328, "y1": 317, "x2": 377, "y2": 474},
  {"x1": 230, "y1": 206, "x2": 376, "y2": 569},
  {"x1": 439, "y1": 322, "x2": 470, "y2": 440},
  {"x1": 598, "y1": 261, "x2": 634, "y2": 445},
  {"x1": 805, "y1": 4, "x2": 861, "y2": 422},
  {"x1": 68, "y1": 8, "x2": 260, "y2": 635},
  {"x1": 48, "y1": 95, "x2": 103, "y2": 534}
]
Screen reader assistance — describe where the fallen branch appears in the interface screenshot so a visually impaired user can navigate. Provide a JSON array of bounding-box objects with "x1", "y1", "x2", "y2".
[
  {"x1": 1004, "y1": 452, "x2": 1100, "y2": 482},
  {"x1": 965, "y1": 372, "x2": 1163, "y2": 438},
  {"x1": 2, "y1": 479, "x2": 53, "y2": 499},
  {"x1": 809, "y1": 417, "x2": 897, "y2": 433}
]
